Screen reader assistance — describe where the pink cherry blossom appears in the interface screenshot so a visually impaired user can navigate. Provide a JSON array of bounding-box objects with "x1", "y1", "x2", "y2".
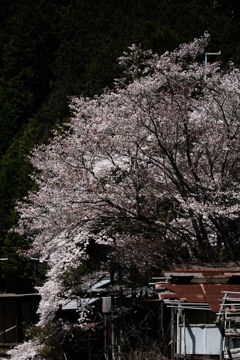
[{"x1": 9, "y1": 33, "x2": 240, "y2": 358}]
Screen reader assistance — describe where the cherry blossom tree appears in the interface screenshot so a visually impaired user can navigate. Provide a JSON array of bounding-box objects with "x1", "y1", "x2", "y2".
[{"x1": 9, "y1": 33, "x2": 240, "y2": 358}]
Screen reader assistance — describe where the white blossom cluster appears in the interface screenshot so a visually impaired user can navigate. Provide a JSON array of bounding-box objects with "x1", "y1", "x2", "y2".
[{"x1": 8, "y1": 339, "x2": 42, "y2": 360}]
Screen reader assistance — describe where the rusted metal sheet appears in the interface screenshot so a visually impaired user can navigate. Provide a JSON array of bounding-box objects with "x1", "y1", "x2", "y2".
[
  {"x1": 164, "y1": 270, "x2": 240, "y2": 277},
  {"x1": 174, "y1": 262, "x2": 240, "y2": 271},
  {"x1": 191, "y1": 276, "x2": 233, "y2": 284},
  {"x1": 156, "y1": 284, "x2": 240, "y2": 312}
]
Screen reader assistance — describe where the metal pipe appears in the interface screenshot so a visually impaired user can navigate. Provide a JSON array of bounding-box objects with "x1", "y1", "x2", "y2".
[
  {"x1": 204, "y1": 51, "x2": 221, "y2": 66},
  {"x1": 204, "y1": 51, "x2": 221, "y2": 79}
]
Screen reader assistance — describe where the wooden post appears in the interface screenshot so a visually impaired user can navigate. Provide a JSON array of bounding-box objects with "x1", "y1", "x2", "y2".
[
  {"x1": 88, "y1": 335, "x2": 91, "y2": 360},
  {"x1": 16, "y1": 301, "x2": 19, "y2": 343},
  {"x1": 111, "y1": 311, "x2": 115, "y2": 360},
  {"x1": 2, "y1": 301, "x2": 5, "y2": 344},
  {"x1": 104, "y1": 314, "x2": 109, "y2": 360}
]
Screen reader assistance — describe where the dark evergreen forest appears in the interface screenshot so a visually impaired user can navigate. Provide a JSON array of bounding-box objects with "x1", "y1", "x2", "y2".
[{"x1": 1, "y1": 0, "x2": 240, "y2": 293}]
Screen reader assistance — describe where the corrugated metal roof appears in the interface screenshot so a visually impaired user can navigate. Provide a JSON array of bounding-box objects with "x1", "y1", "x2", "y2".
[
  {"x1": 163, "y1": 270, "x2": 240, "y2": 277},
  {"x1": 156, "y1": 283, "x2": 240, "y2": 312},
  {"x1": 92, "y1": 278, "x2": 111, "y2": 290},
  {"x1": 175, "y1": 262, "x2": 240, "y2": 271},
  {"x1": 62, "y1": 297, "x2": 100, "y2": 310}
]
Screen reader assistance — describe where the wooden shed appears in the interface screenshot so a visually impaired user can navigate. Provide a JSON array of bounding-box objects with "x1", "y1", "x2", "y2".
[
  {"x1": 0, "y1": 293, "x2": 40, "y2": 357},
  {"x1": 152, "y1": 269, "x2": 240, "y2": 360}
]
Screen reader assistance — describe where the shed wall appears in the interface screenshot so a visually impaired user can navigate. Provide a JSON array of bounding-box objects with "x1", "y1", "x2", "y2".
[{"x1": 180, "y1": 325, "x2": 221, "y2": 355}]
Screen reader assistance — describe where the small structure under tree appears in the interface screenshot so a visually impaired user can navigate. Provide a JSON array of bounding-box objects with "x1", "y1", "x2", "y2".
[{"x1": 152, "y1": 265, "x2": 240, "y2": 360}]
